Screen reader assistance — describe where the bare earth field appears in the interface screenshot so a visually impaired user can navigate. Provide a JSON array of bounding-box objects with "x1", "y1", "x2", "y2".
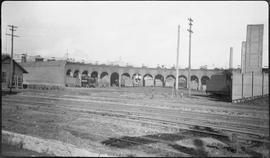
[{"x1": 2, "y1": 87, "x2": 269, "y2": 157}]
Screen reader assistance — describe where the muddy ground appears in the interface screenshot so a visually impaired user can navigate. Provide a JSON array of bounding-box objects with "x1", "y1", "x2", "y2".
[{"x1": 2, "y1": 87, "x2": 269, "y2": 157}]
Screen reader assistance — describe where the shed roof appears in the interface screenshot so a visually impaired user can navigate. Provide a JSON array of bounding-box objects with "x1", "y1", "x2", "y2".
[{"x1": 2, "y1": 54, "x2": 28, "y2": 73}]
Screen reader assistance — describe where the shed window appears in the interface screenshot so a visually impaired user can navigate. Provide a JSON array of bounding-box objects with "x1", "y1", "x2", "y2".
[{"x1": 18, "y1": 76, "x2": 23, "y2": 88}]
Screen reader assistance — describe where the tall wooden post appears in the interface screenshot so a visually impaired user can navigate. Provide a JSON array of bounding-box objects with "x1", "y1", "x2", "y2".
[
  {"x1": 176, "y1": 25, "x2": 180, "y2": 92},
  {"x1": 6, "y1": 25, "x2": 19, "y2": 93},
  {"x1": 187, "y1": 18, "x2": 193, "y2": 97}
]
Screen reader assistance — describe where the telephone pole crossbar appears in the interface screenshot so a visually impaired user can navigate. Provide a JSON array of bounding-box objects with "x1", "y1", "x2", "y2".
[
  {"x1": 187, "y1": 18, "x2": 193, "y2": 97},
  {"x1": 6, "y1": 25, "x2": 19, "y2": 93}
]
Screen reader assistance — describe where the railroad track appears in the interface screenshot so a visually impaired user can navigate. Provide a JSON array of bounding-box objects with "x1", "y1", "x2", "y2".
[
  {"x1": 17, "y1": 92, "x2": 269, "y2": 111},
  {"x1": 1, "y1": 110, "x2": 265, "y2": 158},
  {"x1": 2, "y1": 95, "x2": 268, "y2": 127},
  {"x1": 2, "y1": 107, "x2": 269, "y2": 157},
  {"x1": 3, "y1": 95, "x2": 268, "y2": 132},
  {"x1": 2, "y1": 97, "x2": 269, "y2": 141},
  {"x1": 1, "y1": 113, "x2": 190, "y2": 156},
  {"x1": 5, "y1": 94, "x2": 269, "y2": 120},
  {"x1": 18, "y1": 91, "x2": 270, "y2": 112},
  {"x1": 2, "y1": 98, "x2": 269, "y2": 136},
  {"x1": 2, "y1": 103, "x2": 269, "y2": 157}
]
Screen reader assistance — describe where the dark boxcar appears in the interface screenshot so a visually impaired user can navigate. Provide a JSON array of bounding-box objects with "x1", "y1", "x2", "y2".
[{"x1": 206, "y1": 70, "x2": 232, "y2": 96}]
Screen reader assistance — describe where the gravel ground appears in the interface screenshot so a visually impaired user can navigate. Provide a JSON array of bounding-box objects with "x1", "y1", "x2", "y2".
[{"x1": 2, "y1": 87, "x2": 269, "y2": 157}]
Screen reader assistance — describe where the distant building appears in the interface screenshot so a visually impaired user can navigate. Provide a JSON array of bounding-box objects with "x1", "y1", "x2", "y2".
[
  {"x1": 1, "y1": 54, "x2": 28, "y2": 89},
  {"x1": 20, "y1": 54, "x2": 222, "y2": 89}
]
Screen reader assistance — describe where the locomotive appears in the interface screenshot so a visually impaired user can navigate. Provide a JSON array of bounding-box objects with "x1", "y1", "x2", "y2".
[{"x1": 81, "y1": 76, "x2": 97, "y2": 88}]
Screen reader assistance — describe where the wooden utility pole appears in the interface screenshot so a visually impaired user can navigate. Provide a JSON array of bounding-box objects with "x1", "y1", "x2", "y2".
[
  {"x1": 66, "y1": 49, "x2": 69, "y2": 60},
  {"x1": 176, "y1": 25, "x2": 180, "y2": 93},
  {"x1": 187, "y1": 18, "x2": 193, "y2": 97},
  {"x1": 6, "y1": 25, "x2": 19, "y2": 93}
]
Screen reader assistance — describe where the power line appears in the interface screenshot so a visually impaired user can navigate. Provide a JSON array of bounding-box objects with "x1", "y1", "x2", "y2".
[{"x1": 6, "y1": 25, "x2": 19, "y2": 93}]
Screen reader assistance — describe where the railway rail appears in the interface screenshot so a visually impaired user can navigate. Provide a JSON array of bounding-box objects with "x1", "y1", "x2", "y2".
[
  {"x1": 16, "y1": 91, "x2": 269, "y2": 111},
  {"x1": 4, "y1": 94, "x2": 269, "y2": 119},
  {"x1": 2, "y1": 109, "x2": 268, "y2": 157},
  {"x1": 2, "y1": 99, "x2": 269, "y2": 138},
  {"x1": 2, "y1": 89, "x2": 269, "y2": 157},
  {"x1": 2, "y1": 96, "x2": 269, "y2": 141},
  {"x1": 3, "y1": 95, "x2": 268, "y2": 125}
]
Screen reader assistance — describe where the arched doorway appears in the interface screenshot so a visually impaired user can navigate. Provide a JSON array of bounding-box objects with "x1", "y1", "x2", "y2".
[
  {"x1": 82, "y1": 70, "x2": 88, "y2": 77},
  {"x1": 91, "y1": 71, "x2": 98, "y2": 78},
  {"x1": 73, "y1": 70, "x2": 80, "y2": 78},
  {"x1": 121, "y1": 73, "x2": 131, "y2": 87},
  {"x1": 100, "y1": 72, "x2": 109, "y2": 87},
  {"x1": 201, "y1": 76, "x2": 210, "y2": 91},
  {"x1": 154, "y1": 74, "x2": 164, "y2": 87},
  {"x1": 178, "y1": 75, "x2": 187, "y2": 88},
  {"x1": 165, "y1": 75, "x2": 175, "y2": 87},
  {"x1": 132, "y1": 73, "x2": 142, "y2": 87},
  {"x1": 143, "y1": 74, "x2": 153, "y2": 87},
  {"x1": 81, "y1": 70, "x2": 89, "y2": 87},
  {"x1": 90, "y1": 71, "x2": 98, "y2": 87},
  {"x1": 66, "y1": 69, "x2": 72, "y2": 77},
  {"x1": 110, "y1": 72, "x2": 119, "y2": 87},
  {"x1": 191, "y1": 75, "x2": 199, "y2": 90}
]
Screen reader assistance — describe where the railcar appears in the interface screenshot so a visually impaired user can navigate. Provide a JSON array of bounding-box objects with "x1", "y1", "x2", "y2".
[
  {"x1": 206, "y1": 70, "x2": 232, "y2": 97},
  {"x1": 81, "y1": 76, "x2": 97, "y2": 88}
]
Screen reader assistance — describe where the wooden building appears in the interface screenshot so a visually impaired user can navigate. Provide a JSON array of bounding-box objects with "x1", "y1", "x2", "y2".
[{"x1": 2, "y1": 54, "x2": 28, "y2": 90}]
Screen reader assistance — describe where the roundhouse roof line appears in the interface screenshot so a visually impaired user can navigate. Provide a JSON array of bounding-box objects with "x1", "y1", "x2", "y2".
[{"x1": 65, "y1": 62, "x2": 222, "y2": 71}]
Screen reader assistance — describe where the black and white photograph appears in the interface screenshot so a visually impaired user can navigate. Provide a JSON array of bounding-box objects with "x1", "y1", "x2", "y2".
[{"x1": 1, "y1": 1, "x2": 269, "y2": 157}]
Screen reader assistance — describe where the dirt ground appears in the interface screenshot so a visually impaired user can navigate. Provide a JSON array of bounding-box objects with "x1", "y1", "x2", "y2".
[
  {"x1": 2, "y1": 87, "x2": 269, "y2": 157},
  {"x1": 1, "y1": 143, "x2": 53, "y2": 157}
]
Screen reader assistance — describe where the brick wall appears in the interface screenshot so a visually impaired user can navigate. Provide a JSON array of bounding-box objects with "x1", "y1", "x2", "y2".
[{"x1": 21, "y1": 60, "x2": 66, "y2": 87}]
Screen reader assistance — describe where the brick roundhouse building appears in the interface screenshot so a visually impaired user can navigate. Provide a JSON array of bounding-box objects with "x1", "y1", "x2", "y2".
[{"x1": 20, "y1": 57, "x2": 221, "y2": 90}]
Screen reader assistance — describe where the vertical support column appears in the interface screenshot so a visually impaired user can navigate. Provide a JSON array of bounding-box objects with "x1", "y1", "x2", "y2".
[
  {"x1": 118, "y1": 73, "x2": 121, "y2": 87},
  {"x1": 108, "y1": 73, "x2": 111, "y2": 88},
  {"x1": 241, "y1": 73, "x2": 244, "y2": 99},
  {"x1": 97, "y1": 73, "x2": 100, "y2": 87},
  {"x1": 251, "y1": 71, "x2": 254, "y2": 98},
  {"x1": 229, "y1": 47, "x2": 233, "y2": 69},
  {"x1": 163, "y1": 77, "x2": 165, "y2": 87},
  {"x1": 198, "y1": 77, "x2": 202, "y2": 91},
  {"x1": 78, "y1": 73, "x2": 82, "y2": 87},
  {"x1": 262, "y1": 71, "x2": 264, "y2": 96}
]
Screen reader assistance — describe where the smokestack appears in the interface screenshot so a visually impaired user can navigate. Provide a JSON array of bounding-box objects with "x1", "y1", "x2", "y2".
[
  {"x1": 21, "y1": 54, "x2": 27, "y2": 63},
  {"x1": 229, "y1": 47, "x2": 233, "y2": 69}
]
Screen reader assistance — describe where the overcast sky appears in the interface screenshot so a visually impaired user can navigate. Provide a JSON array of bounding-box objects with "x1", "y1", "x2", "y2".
[{"x1": 1, "y1": 1, "x2": 268, "y2": 69}]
